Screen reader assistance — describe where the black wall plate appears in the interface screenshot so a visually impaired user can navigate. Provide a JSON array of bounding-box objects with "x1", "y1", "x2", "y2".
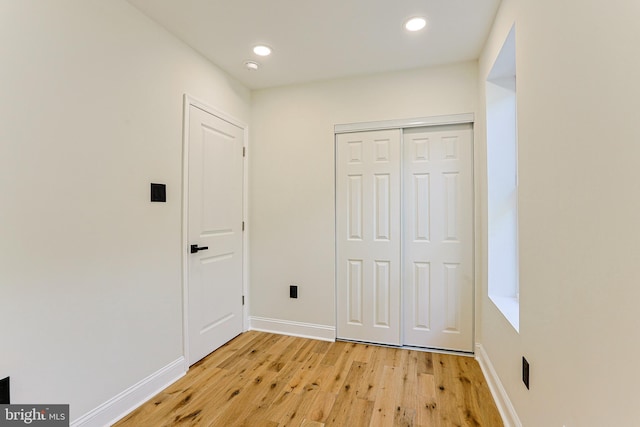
[
  {"x1": 151, "y1": 183, "x2": 166, "y2": 202},
  {"x1": 0, "y1": 377, "x2": 9, "y2": 404},
  {"x1": 522, "y1": 357, "x2": 530, "y2": 389}
]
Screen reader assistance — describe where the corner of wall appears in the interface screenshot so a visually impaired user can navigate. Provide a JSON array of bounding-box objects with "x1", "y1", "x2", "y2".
[
  {"x1": 475, "y1": 343, "x2": 522, "y2": 427},
  {"x1": 71, "y1": 358, "x2": 186, "y2": 427}
]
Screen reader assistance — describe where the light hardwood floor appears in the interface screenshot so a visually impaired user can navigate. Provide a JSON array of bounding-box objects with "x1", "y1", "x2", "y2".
[{"x1": 115, "y1": 331, "x2": 503, "y2": 426}]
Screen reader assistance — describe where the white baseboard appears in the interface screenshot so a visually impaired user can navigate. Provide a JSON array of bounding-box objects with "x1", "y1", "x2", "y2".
[
  {"x1": 71, "y1": 357, "x2": 186, "y2": 427},
  {"x1": 249, "y1": 316, "x2": 335, "y2": 342},
  {"x1": 475, "y1": 344, "x2": 522, "y2": 427}
]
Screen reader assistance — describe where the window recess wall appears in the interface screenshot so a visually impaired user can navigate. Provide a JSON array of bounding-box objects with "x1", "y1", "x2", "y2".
[
  {"x1": 486, "y1": 24, "x2": 519, "y2": 332},
  {"x1": 336, "y1": 116, "x2": 474, "y2": 353}
]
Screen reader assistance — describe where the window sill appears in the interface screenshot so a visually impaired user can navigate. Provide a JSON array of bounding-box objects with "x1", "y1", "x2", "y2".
[{"x1": 489, "y1": 295, "x2": 519, "y2": 333}]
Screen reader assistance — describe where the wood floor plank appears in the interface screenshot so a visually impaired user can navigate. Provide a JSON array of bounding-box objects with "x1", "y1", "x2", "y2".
[
  {"x1": 324, "y1": 360, "x2": 367, "y2": 426},
  {"x1": 416, "y1": 372, "x2": 440, "y2": 427},
  {"x1": 320, "y1": 340, "x2": 349, "y2": 366},
  {"x1": 323, "y1": 343, "x2": 359, "y2": 394},
  {"x1": 433, "y1": 353, "x2": 466, "y2": 426},
  {"x1": 311, "y1": 340, "x2": 331, "y2": 354},
  {"x1": 236, "y1": 372, "x2": 287, "y2": 426},
  {"x1": 264, "y1": 390, "x2": 302, "y2": 425},
  {"x1": 394, "y1": 406, "x2": 416, "y2": 427},
  {"x1": 416, "y1": 350, "x2": 434, "y2": 375},
  {"x1": 292, "y1": 339, "x2": 316, "y2": 362},
  {"x1": 168, "y1": 358, "x2": 263, "y2": 426},
  {"x1": 369, "y1": 365, "x2": 404, "y2": 427},
  {"x1": 380, "y1": 345, "x2": 408, "y2": 368},
  {"x1": 268, "y1": 336, "x2": 305, "y2": 373},
  {"x1": 355, "y1": 346, "x2": 388, "y2": 402},
  {"x1": 115, "y1": 333, "x2": 503, "y2": 427},
  {"x1": 304, "y1": 390, "x2": 336, "y2": 423},
  {"x1": 284, "y1": 351, "x2": 323, "y2": 395},
  {"x1": 350, "y1": 341, "x2": 374, "y2": 364},
  {"x1": 354, "y1": 398, "x2": 376, "y2": 427},
  {"x1": 205, "y1": 365, "x2": 277, "y2": 427},
  {"x1": 275, "y1": 387, "x2": 320, "y2": 426},
  {"x1": 268, "y1": 359, "x2": 305, "y2": 404},
  {"x1": 399, "y1": 350, "x2": 419, "y2": 409},
  {"x1": 303, "y1": 362, "x2": 335, "y2": 393}
]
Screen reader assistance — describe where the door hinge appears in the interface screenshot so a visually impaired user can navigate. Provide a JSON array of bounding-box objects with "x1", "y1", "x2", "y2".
[
  {"x1": 243, "y1": 146, "x2": 246, "y2": 157},
  {"x1": 242, "y1": 295, "x2": 245, "y2": 306},
  {"x1": 242, "y1": 221, "x2": 245, "y2": 231}
]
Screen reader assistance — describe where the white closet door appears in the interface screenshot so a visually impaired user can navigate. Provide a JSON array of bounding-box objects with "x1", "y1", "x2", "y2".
[
  {"x1": 403, "y1": 124, "x2": 474, "y2": 352},
  {"x1": 336, "y1": 129, "x2": 401, "y2": 345}
]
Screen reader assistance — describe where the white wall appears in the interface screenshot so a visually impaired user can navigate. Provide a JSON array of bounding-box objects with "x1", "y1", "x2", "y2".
[
  {"x1": 477, "y1": 0, "x2": 640, "y2": 425},
  {"x1": 0, "y1": 0, "x2": 250, "y2": 422},
  {"x1": 250, "y1": 63, "x2": 477, "y2": 330}
]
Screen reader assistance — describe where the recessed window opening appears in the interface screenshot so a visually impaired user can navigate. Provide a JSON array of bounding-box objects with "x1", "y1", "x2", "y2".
[{"x1": 486, "y1": 24, "x2": 519, "y2": 332}]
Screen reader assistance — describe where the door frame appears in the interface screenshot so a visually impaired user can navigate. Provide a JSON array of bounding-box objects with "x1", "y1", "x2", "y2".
[
  {"x1": 181, "y1": 94, "x2": 249, "y2": 369},
  {"x1": 334, "y1": 113, "x2": 476, "y2": 352}
]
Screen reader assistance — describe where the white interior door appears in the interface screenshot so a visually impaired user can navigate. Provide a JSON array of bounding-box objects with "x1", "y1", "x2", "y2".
[
  {"x1": 336, "y1": 129, "x2": 401, "y2": 345},
  {"x1": 187, "y1": 104, "x2": 244, "y2": 365},
  {"x1": 403, "y1": 124, "x2": 474, "y2": 352}
]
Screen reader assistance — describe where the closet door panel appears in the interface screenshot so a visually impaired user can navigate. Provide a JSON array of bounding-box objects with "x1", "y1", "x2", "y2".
[
  {"x1": 336, "y1": 129, "x2": 401, "y2": 345},
  {"x1": 403, "y1": 124, "x2": 474, "y2": 352}
]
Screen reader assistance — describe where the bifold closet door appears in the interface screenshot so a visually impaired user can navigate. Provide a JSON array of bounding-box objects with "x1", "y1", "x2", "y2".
[
  {"x1": 403, "y1": 124, "x2": 474, "y2": 352},
  {"x1": 336, "y1": 129, "x2": 401, "y2": 345}
]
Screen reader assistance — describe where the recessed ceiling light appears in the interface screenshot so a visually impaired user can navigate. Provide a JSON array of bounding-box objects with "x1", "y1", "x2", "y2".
[
  {"x1": 253, "y1": 45, "x2": 272, "y2": 56},
  {"x1": 405, "y1": 17, "x2": 427, "y2": 32},
  {"x1": 244, "y1": 61, "x2": 259, "y2": 71}
]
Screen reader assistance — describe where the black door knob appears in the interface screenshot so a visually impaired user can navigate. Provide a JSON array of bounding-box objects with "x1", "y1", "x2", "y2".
[{"x1": 190, "y1": 244, "x2": 209, "y2": 254}]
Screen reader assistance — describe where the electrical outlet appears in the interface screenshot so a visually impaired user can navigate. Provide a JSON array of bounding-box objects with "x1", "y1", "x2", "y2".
[
  {"x1": 289, "y1": 285, "x2": 298, "y2": 299},
  {"x1": 522, "y1": 357, "x2": 530, "y2": 389}
]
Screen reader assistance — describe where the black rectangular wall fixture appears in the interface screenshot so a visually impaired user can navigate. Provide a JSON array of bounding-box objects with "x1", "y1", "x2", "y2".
[
  {"x1": 150, "y1": 183, "x2": 166, "y2": 202},
  {"x1": 0, "y1": 377, "x2": 10, "y2": 404},
  {"x1": 522, "y1": 357, "x2": 530, "y2": 389},
  {"x1": 289, "y1": 285, "x2": 298, "y2": 299}
]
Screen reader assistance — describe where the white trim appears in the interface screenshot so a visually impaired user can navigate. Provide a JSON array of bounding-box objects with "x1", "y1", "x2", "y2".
[
  {"x1": 249, "y1": 316, "x2": 336, "y2": 342},
  {"x1": 181, "y1": 95, "x2": 191, "y2": 370},
  {"x1": 182, "y1": 94, "x2": 249, "y2": 368},
  {"x1": 334, "y1": 113, "x2": 475, "y2": 134},
  {"x1": 71, "y1": 357, "x2": 185, "y2": 427},
  {"x1": 185, "y1": 95, "x2": 248, "y2": 131},
  {"x1": 242, "y1": 127, "x2": 250, "y2": 331},
  {"x1": 475, "y1": 343, "x2": 522, "y2": 427}
]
